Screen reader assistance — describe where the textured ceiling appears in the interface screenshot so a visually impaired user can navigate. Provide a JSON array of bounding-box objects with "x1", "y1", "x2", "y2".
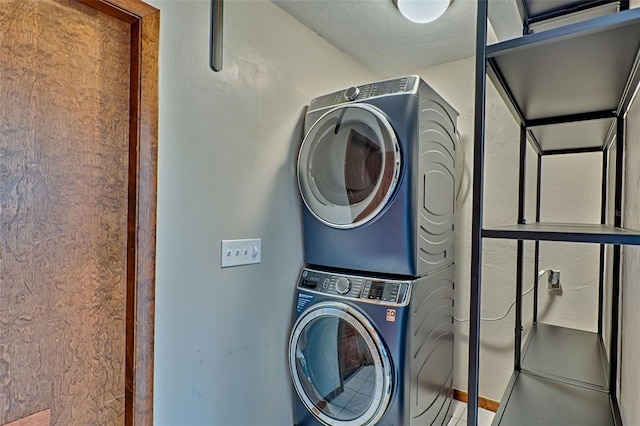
[{"x1": 273, "y1": 0, "x2": 522, "y2": 76}]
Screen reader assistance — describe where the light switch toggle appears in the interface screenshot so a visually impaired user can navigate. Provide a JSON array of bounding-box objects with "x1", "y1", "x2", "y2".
[{"x1": 221, "y1": 239, "x2": 262, "y2": 268}]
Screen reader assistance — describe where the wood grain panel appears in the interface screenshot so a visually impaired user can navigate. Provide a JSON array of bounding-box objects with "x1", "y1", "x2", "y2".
[
  {"x1": 79, "y1": 0, "x2": 158, "y2": 22},
  {"x1": 129, "y1": 8, "x2": 159, "y2": 425},
  {"x1": 2, "y1": 410, "x2": 50, "y2": 426},
  {"x1": 454, "y1": 389, "x2": 500, "y2": 412},
  {"x1": 0, "y1": 0, "x2": 131, "y2": 424}
]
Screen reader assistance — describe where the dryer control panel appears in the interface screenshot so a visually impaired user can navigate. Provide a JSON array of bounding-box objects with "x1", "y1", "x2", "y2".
[
  {"x1": 298, "y1": 268, "x2": 410, "y2": 306},
  {"x1": 307, "y1": 75, "x2": 419, "y2": 112}
]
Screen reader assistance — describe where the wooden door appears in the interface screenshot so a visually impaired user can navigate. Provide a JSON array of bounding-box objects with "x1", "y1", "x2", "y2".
[{"x1": 0, "y1": 0, "x2": 158, "y2": 424}]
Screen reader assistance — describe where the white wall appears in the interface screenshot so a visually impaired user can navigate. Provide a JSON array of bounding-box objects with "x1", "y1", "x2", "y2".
[
  {"x1": 620, "y1": 94, "x2": 640, "y2": 425},
  {"x1": 537, "y1": 153, "x2": 602, "y2": 332},
  {"x1": 416, "y1": 57, "x2": 602, "y2": 400},
  {"x1": 148, "y1": 0, "x2": 610, "y2": 419},
  {"x1": 149, "y1": 1, "x2": 375, "y2": 424}
]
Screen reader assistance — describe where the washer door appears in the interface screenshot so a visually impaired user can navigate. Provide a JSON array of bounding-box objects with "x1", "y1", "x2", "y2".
[
  {"x1": 297, "y1": 104, "x2": 401, "y2": 229},
  {"x1": 289, "y1": 302, "x2": 393, "y2": 426}
]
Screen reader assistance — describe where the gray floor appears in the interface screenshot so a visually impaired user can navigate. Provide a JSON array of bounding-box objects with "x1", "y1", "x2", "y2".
[
  {"x1": 447, "y1": 400, "x2": 495, "y2": 426},
  {"x1": 328, "y1": 365, "x2": 376, "y2": 418}
]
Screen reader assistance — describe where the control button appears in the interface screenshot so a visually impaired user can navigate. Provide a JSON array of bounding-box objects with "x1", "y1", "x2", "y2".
[
  {"x1": 322, "y1": 278, "x2": 330, "y2": 289},
  {"x1": 344, "y1": 86, "x2": 360, "y2": 101},
  {"x1": 335, "y1": 277, "x2": 351, "y2": 295}
]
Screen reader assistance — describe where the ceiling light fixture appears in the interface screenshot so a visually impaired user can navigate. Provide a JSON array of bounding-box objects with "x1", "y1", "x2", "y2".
[{"x1": 395, "y1": 0, "x2": 451, "y2": 24}]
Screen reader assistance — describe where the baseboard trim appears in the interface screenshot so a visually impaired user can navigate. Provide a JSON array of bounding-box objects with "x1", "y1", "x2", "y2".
[{"x1": 454, "y1": 389, "x2": 500, "y2": 413}]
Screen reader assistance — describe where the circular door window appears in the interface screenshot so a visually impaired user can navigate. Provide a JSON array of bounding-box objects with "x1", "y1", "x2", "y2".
[
  {"x1": 297, "y1": 104, "x2": 401, "y2": 228},
  {"x1": 289, "y1": 302, "x2": 393, "y2": 426}
]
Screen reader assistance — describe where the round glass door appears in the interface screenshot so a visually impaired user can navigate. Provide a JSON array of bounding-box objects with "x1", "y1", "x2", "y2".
[
  {"x1": 289, "y1": 302, "x2": 393, "y2": 426},
  {"x1": 297, "y1": 104, "x2": 401, "y2": 228}
]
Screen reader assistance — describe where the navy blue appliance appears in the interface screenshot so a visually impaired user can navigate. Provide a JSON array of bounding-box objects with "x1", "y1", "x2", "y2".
[
  {"x1": 297, "y1": 76, "x2": 458, "y2": 277},
  {"x1": 288, "y1": 266, "x2": 454, "y2": 426}
]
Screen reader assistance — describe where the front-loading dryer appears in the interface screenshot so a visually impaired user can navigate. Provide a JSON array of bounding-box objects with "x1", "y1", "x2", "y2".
[
  {"x1": 297, "y1": 76, "x2": 458, "y2": 277},
  {"x1": 288, "y1": 265, "x2": 454, "y2": 426}
]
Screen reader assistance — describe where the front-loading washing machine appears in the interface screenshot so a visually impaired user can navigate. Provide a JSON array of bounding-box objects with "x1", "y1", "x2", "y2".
[
  {"x1": 288, "y1": 265, "x2": 454, "y2": 426},
  {"x1": 297, "y1": 76, "x2": 458, "y2": 277}
]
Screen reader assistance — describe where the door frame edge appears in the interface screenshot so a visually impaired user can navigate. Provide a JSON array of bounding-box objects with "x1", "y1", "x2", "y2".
[{"x1": 77, "y1": 1, "x2": 160, "y2": 425}]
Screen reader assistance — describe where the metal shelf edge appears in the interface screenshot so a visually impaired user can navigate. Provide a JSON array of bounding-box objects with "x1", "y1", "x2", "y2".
[
  {"x1": 487, "y1": 7, "x2": 640, "y2": 58},
  {"x1": 491, "y1": 371, "x2": 519, "y2": 426},
  {"x1": 482, "y1": 223, "x2": 640, "y2": 245}
]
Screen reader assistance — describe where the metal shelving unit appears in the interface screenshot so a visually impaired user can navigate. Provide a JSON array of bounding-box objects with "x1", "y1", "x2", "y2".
[{"x1": 469, "y1": 1, "x2": 640, "y2": 425}]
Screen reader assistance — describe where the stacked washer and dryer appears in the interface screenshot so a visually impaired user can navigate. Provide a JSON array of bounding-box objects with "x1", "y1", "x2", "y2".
[{"x1": 289, "y1": 76, "x2": 458, "y2": 426}]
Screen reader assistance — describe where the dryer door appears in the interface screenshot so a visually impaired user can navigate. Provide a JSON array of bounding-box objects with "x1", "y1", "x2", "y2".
[
  {"x1": 297, "y1": 104, "x2": 401, "y2": 228},
  {"x1": 289, "y1": 302, "x2": 393, "y2": 426}
]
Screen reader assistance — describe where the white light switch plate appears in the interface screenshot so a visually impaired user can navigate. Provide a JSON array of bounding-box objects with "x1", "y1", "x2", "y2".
[{"x1": 221, "y1": 239, "x2": 261, "y2": 268}]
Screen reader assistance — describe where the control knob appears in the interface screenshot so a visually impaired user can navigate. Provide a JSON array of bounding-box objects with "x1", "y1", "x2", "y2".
[
  {"x1": 344, "y1": 86, "x2": 360, "y2": 101},
  {"x1": 335, "y1": 277, "x2": 351, "y2": 295}
]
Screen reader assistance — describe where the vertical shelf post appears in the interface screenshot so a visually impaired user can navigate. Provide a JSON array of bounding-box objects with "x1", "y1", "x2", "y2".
[
  {"x1": 533, "y1": 154, "x2": 542, "y2": 322},
  {"x1": 515, "y1": 124, "x2": 527, "y2": 370},
  {"x1": 468, "y1": 0, "x2": 488, "y2": 424},
  {"x1": 598, "y1": 149, "x2": 608, "y2": 335},
  {"x1": 610, "y1": 114, "x2": 624, "y2": 396}
]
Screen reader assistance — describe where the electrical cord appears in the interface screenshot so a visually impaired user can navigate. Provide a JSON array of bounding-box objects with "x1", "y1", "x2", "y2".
[
  {"x1": 454, "y1": 270, "x2": 548, "y2": 323},
  {"x1": 451, "y1": 131, "x2": 552, "y2": 322}
]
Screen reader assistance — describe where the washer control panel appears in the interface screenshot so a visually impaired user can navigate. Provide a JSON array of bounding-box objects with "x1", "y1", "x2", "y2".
[{"x1": 298, "y1": 268, "x2": 410, "y2": 306}]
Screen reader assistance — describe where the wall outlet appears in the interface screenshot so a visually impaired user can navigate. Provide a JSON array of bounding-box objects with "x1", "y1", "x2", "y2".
[
  {"x1": 547, "y1": 270, "x2": 561, "y2": 290},
  {"x1": 221, "y1": 239, "x2": 261, "y2": 268}
]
